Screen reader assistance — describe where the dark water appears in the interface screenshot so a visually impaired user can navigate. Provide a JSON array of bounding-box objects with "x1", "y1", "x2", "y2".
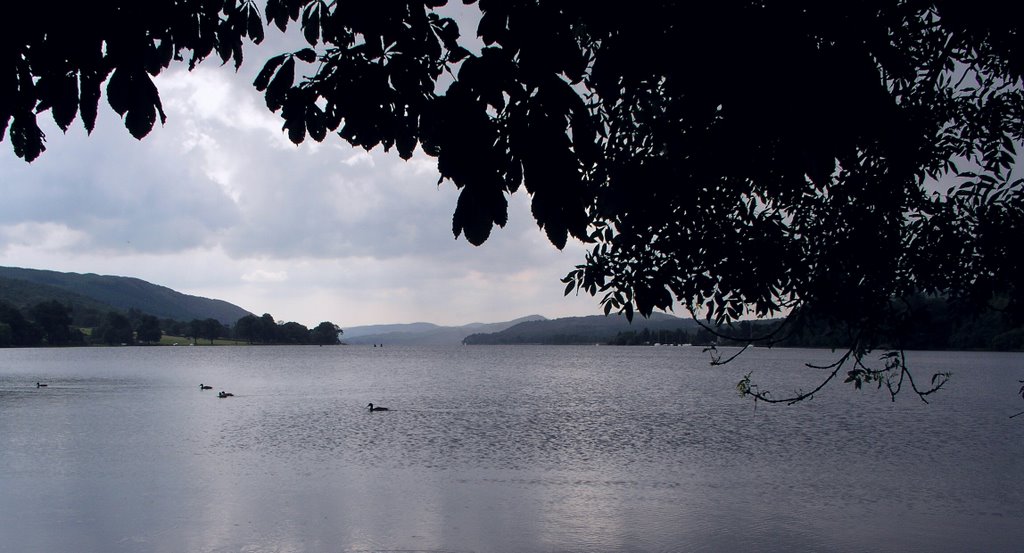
[{"x1": 1, "y1": 345, "x2": 1022, "y2": 552}]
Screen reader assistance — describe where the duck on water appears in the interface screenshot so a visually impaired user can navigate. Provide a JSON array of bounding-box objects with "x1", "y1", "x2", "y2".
[
  {"x1": 367, "y1": 403, "x2": 389, "y2": 411},
  {"x1": 218, "y1": 391, "x2": 234, "y2": 398},
  {"x1": 199, "y1": 384, "x2": 212, "y2": 390}
]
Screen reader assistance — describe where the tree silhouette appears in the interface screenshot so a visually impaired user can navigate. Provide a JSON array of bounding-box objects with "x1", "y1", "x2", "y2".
[
  {"x1": 135, "y1": 314, "x2": 163, "y2": 344},
  {"x1": 310, "y1": 321, "x2": 341, "y2": 345},
  {"x1": 29, "y1": 300, "x2": 74, "y2": 345},
  {"x1": 98, "y1": 312, "x2": 134, "y2": 345},
  {"x1": 3, "y1": 1, "x2": 1021, "y2": 401}
]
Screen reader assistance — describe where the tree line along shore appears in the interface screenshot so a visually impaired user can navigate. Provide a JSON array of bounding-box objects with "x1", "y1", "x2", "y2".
[{"x1": 0, "y1": 300, "x2": 341, "y2": 347}]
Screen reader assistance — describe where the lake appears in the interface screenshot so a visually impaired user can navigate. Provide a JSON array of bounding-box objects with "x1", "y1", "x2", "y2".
[{"x1": 1, "y1": 345, "x2": 1022, "y2": 552}]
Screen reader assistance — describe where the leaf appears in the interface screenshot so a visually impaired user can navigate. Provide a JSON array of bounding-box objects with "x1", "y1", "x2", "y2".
[
  {"x1": 106, "y1": 68, "x2": 133, "y2": 116},
  {"x1": 452, "y1": 183, "x2": 507, "y2": 246},
  {"x1": 394, "y1": 109, "x2": 418, "y2": 160},
  {"x1": 294, "y1": 48, "x2": 317, "y2": 64},
  {"x1": 10, "y1": 111, "x2": 47, "y2": 162},
  {"x1": 231, "y1": 41, "x2": 245, "y2": 70},
  {"x1": 448, "y1": 46, "x2": 471, "y2": 64},
  {"x1": 153, "y1": 37, "x2": 175, "y2": 71},
  {"x1": 125, "y1": 102, "x2": 158, "y2": 140},
  {"x1": 79, "y1": 69, "x2": 103, "y2": 134},
  {"x1": 51, "y1": 81, "x2": 79, "y2": 132},
  {"x1": 265, "y1": 57, "x2": 295, "y2": 111},
  {"x1": 477, "y1": 10, "x2": 506, "y2": 46},
  {"x1": 246, "y1": 3, "x2": 265, "y2": 44},
  {"x1": 265, "y1": 0, "x2": 289, "y2": 32},
  {"x1": 287, "y1": 0, "x2": 301, "y2": 22},
  {"x1": 453, "y1": 186, "x2": 493, "y2": 245},
  {"x1": 306, "y1": 103, "x2": 327, "y2": 142},
  {"x1": 302, "y1": 3, "x2": 321, "y2": 46},
  {"x1": 35, "y1": 73, "x2": 79, "y2": 132},
  {"x1": 281, "y1": 91, "x2": 307, "y2": 144},
  {"x1": 128, "y1": 74, "x2": 166, "y2": 139},
  {"x1": 435, "y1": 18, "x2": 459, "y2": 47},
  {"x1": 254, "y1": 54, "x2": 287, "y2": 91}
]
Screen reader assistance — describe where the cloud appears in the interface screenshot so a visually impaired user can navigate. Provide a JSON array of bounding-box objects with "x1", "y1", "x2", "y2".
[
  {"x1": 0, "y1": 222, "x2": 88, "y2": 252},
  {"x1": 0, "y1": 18, "x2": 607, "y2": 328},
  {"x1": 241, "y1": 269, "x2": 289, "y2": 283}
]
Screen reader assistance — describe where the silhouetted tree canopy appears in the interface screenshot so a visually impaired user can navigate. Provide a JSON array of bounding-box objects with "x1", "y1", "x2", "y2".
[
  {"x1": 135, "y1": 314, "x2": 163, "y2": 344},
  {"x1": 4, "y1": 1, "x2": 1022, "y2": 400},
  {"x1": 98, "y1": 312, "x2": 134, "y2": 345},
  {"x1": 310, "y1": 321, "x2": 342, "y2": 345},
  {"x1": 29, "y1": 300, "x2": 75, "y2": 345}
]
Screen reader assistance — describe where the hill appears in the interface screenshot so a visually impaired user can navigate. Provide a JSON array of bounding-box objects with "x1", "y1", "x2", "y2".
[
  {"x1": 344, "y1": 315, "x2": 547, "y2": 346},
  {"x1": 462, "y1": 313, "x2": 699, "y2": 345},
  {"x1": 0, "y1": 266, "x2": 253, "y2": 324}
]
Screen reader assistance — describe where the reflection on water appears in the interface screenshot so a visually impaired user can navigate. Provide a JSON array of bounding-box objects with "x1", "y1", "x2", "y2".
[{"x1": 1, "y1": 345, "x2": 1022, "y2": 553}]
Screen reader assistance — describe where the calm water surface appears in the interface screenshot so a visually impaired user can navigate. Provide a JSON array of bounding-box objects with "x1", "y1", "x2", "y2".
[{"x1": 1, "y1": 345, "x2": 1022, "y2": 552}]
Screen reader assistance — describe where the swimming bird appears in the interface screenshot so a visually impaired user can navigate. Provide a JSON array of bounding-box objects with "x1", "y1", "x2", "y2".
[
  {"x1": 367, "y1": 402, "x2": 389, "y2": 411},
  {"x1": 36, "y1": 382, "x2": 47, "y2": 388},
  {"x1": 218, "y1": 391, "x2": 234, "y2": 398},
  {"x1": 199, "y1": 384, "x2": 212, "y2": 390}
]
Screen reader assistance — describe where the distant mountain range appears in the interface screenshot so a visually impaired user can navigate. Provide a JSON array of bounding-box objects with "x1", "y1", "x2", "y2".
[
  {"x1": 0, "y1": 266, "x2": 253, "y2": 324},
  {"x1": 343, "y1": 315, "x2": 547, "y2": 345},
  {"x1": 462, "y1": 312, "x2": 699, "y2": 345},
  {"x1": 343, "y1": 312, "x2": 699, "y2": 346}
]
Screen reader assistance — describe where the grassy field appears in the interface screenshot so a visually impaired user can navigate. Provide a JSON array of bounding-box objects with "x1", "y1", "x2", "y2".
[
  {"x1": 78, "y1": 327, "x2": 300, "y2": 346},
  {"x1": 157, "y1": 334, "x2": 248, "y2": 346}
]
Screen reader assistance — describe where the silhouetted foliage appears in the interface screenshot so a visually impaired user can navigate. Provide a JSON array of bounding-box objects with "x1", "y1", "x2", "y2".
[
  {"x1": 187, "y1": 319, "x2": 203, "y2": 344},
  {"x1": 255, "y1": 313, "x2": 278, "y2": 343},
  {"x1": 201, "y1": 318, "x2": 225, "y2": 344},
  {"x1": 232, "y1": 313, "x2": 342, "y2": 345},
  {"x1": 29, "y1": 300, "x2": 75, "y2": 345},
  {"x1": 135, "y1": 314, "x2": 163, "y2": 344},
  {"x1": 234, "y1": 314, "x2": 259, "y2": 344},
  {"x1": 0, "y1": 301, "x2": 43, "y2": 346},
  {"x1": 310, "y1": 321, "x2": 341, "y2": 345},
  {"x1": 5, "y1": 2, "x2": 1022, "y2": 399},
  {"x1": 277, "y1": 321, "x2": 310, "y2": 344},
  {"x1": 97, "y1": 312, "x2": 134, "y2": 345}
]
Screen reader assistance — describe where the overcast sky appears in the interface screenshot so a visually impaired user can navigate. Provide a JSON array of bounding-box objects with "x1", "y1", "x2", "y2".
[{"x1": 0, "y1": 11, "x2": 609, "y2": 328}]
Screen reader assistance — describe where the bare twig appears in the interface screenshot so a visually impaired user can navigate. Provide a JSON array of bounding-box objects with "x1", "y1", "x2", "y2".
[{"x1": 737, "y1": 347, "x2": 856, "y2": 405}]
